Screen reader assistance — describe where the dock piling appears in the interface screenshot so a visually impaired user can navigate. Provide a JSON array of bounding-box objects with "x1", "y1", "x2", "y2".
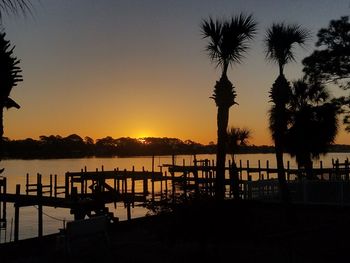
[
  {"x1": 14, "y1": 184, "x2": 20, "y2": 242},
  {"x1": 37, "y1": 174, "x2": 43, "y2": 238}
]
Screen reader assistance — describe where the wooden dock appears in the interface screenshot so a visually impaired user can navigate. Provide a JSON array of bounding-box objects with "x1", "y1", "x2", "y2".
[{"x1": 1, "y1": 157, "x2": 350, "y2": 242}]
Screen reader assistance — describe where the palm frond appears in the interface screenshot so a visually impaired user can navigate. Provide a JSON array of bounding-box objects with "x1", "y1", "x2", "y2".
[
  {"x1": 201, "y1": 13, "x2": 257, "y2": 72},
  {"x1": 4, "y1": 97, "x2": 20, "y2": 109},
  {"x1": 0, "y1": 0, "x2": 32, "y2": 19},
  {"x1": 227, "y1": 126, "x2": 252, "y2": 154},
  {"x1": 264, "y1": 23, "x2": 310, "y2": 72},
  {"x1": 0, "y1": 31, "x2": 22, "y2": 102}
]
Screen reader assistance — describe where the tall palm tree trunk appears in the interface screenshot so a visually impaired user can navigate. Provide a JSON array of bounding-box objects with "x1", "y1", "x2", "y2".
[
  {"x1": 275, "y1": 137, "x2": 289, "y2": 202},
  {"x1": 274, "y1": 99, "x2": 289, "y2": 203},
  {"x1": 216, "y1": 105, "x2": 229, "y2": 199},
  {"x1": 270, "y1": 75, "x2": 291, "y2": 203}
]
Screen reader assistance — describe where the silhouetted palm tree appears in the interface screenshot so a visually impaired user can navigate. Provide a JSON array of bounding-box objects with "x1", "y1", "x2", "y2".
[
  {"x1": 286, "y1": 80, "x2": 339, "y2": 179},
  {"x1": 264, "y1": 23, "x2": 309, "y2": 201},
  {"x1": 201, "y1": 14, "x2": 257, "y2": 199},
  {"x1": 227, "y1": 127, "x2": 251, "y2": 199},
  {"x1": 0, "y1": 32, "x2": 22, "y2": 161},
  {"x1": 0, "y1": 0, "x2": 31, "y2": 19}
]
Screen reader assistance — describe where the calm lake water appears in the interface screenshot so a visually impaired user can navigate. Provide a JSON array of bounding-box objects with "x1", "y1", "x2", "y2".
[{"x1": 1, "y1": 152, "x2": 349, "y2": 242}]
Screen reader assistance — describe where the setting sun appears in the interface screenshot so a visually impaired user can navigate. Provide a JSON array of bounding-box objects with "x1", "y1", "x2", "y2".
[{"x1": 134, "y1": 130, "x2": 155, "y2": 139}]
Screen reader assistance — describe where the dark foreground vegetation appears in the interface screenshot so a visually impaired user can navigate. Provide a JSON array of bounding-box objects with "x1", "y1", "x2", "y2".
[{"x1": 1, "y1": 200, "x2": 350, "y2": 263}]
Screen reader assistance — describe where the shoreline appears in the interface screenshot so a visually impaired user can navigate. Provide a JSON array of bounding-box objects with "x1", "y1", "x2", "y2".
[{"x1": 1, "y1": 149, "x2": 350, "y2": 161}]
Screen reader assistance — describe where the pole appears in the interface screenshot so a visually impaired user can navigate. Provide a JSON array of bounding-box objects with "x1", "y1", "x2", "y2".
[
  {"x1": 37, "y1": 174, "x2": 43, "y2": 238},
  {"x1": 14, "y1": 184, "x2": 20, "y2": 242}
]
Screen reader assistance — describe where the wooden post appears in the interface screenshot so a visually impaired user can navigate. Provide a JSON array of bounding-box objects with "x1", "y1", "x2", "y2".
[
  {"x1": 266, "y1": 160, "x2": 270, "y2": 180},
  {"x1": 287, "y1": 161, "x2": 290, "y2": 182},
  {"x1": 320, "y1": 161, "x2": 324, "y2": 180},
  {"x1": 2, "y1": 177, "x2": 6, "y2": 221},
  {"x1": 209, "y1": 171, "x2": 213, "y2": 196},
  {"x1": 258, "y1": 160, "x2": 261, "y2": 180},
  {"x1": 131, "y1": 166, "x2": 135, "y2": 207},
  {"x1": 49, "y1": 174, "x2": 53, "y2": 197},
  {"x1": 228, "y1": 159, "x2": 232, "y2": 197},
  {"x1": 172, "y1": 155, "x2": 176, "y2": 202},
  {"x1": 183, "y1": 159, "x2": 187, "y2": 199},
  {"x1": 172, "y1": 171, "x2": 175, "y2": 203},
  {"x1": 114, "y1": 168, "x2": 117, "y2": 192},
  {"x1": 116, "y1": 168, "x2": 120, "y2": 194},
  {"x1": 26, "y1": 173, "x2": 29, "y2": 195},
  {"x1": 172, "y1": 154, "x2": 175, "y2": 166},
  {"x1": 159, "y1": 157, "x2": 164, "y2": 200},
  {"x1": 165, "y1": 171, "x2": 168, "y2": 200},
  {"x1": 142, "y1": 167, "x2": 148, "y2": 196},
  {"x1": 80, "y1": 169, "x2": 84, "y2": 195},
  {"x1": 54, "y1": 174, "x2": 58, "y2": 198},
  {"x1": 70, "y1": 172, "x2": 74, "y2": 195},
  {"x1": 205, "y1": 159, "x2": 209, "y2": 194},
  {"x1": 124, "y1": 169, "x2": 128, "y2": 194},
  {"x1": 246, "y1": 160, "x2": 250, "y2": 181},
  {"x1": 247, "y1": 175, "x2": 252, "y2": 199},
  {"x1": 126, "y1": 201, "x2": 131, "y2": 221},
  {"x1": 193, "y1": 155, "x2": 199, "y2": 196},
  {"x1": 14, "y1": 184, "x2": 20, "y2": 242},
  {"x1": 335, "y1": 159, "x2": 340, "y2": 180},
  {"x1": 152, "y1": 157, "x2": 155, "y2": 201},
  {"x1": 37, "y1": 174, "x2": 43, "y2": 238},
  {"x1": 239, "y1": 160, "x2": 242, "y2": 181},
  {"x1": 65, "y1": 172, "x2": 70, "y2": 198}
]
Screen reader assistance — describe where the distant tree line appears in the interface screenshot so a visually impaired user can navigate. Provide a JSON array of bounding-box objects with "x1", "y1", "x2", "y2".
[
  {"x1": 2, "y1": 134, "x2": 349, "y2": 159},
  {"x1": 2, "y1": 134, "x2": 215, "y2": 158},
  {"x1": 1, "y1": 134, "x2": 276, "y2": 159}
]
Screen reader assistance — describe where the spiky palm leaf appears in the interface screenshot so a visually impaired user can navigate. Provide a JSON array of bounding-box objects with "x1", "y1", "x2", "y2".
[
  {"x1": 201, "y1": 14, "x2": 257, "y2": 76},
  {"x1": 265, "y1": 23, "x2": 309, "y2": 75},
  {"x1": 0, "y1": 31, "x2": 22, "y2": 103},
  {"x1": 0, "y1": 31, "x2": 22, "y2": 139},
  {"x1": 0, "y1": 0, "x2": 32, "y2": 18}
]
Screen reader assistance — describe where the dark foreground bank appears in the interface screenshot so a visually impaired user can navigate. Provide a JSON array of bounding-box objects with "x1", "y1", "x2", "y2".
[{"x1": 1, "y1": 200, "x2": 350, "y2": 263}]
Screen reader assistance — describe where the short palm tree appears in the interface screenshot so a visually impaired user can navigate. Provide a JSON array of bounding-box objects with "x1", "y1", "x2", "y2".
[
  {"x1": 286, "y1": 80, "x2": 339, "y2": 179},
  {"x1": 227, "y1": 127, "x2": 251, "y2": 199},
  {"x1": 264, "y1": 23, "x2": 309, "y2": 202},
  {"x1": 0, "y1": 32, "x2": 22, "y2": 161},
  {"x1": 201, "y1": 14, "x2": 257, "y2": 199}
]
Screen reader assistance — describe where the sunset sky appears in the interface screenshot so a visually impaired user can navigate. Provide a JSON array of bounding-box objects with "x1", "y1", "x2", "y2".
[{"x1": 2, "y1": 0, "x2": 350, "y2": 145}]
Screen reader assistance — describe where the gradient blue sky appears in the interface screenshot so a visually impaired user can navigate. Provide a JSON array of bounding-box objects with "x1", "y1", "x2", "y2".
[{"x1": 2, "y1": 0, "x2": 350, "y2": 145}]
